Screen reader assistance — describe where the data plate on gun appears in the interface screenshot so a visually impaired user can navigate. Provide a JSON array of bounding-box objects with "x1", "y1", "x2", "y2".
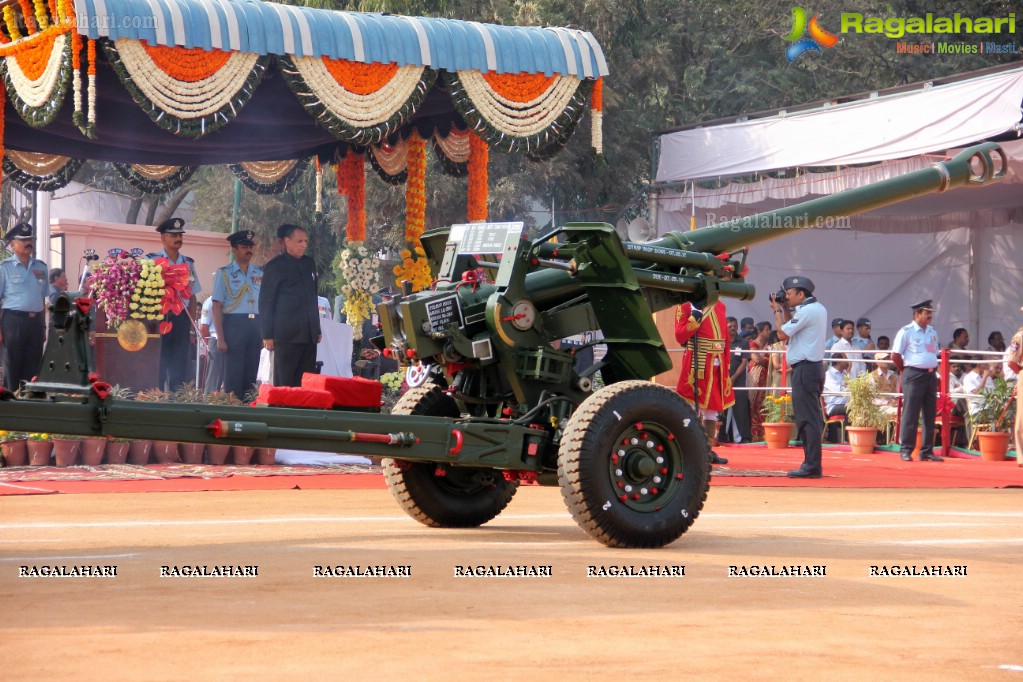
[{"x1": 448, "y1": 222, "x2": 524, "y2": 255}]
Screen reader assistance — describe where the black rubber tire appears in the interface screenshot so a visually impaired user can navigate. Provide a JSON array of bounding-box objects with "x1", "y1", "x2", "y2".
[
  {"x1": 557, "y1": 380, "x2": 710, "y2": 548},
  {"x1": 382, "y1": 384, "x2": 517, "y2": 528}
]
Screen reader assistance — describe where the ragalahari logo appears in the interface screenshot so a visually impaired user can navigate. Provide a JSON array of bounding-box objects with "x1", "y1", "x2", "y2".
[{"x1": 784, "y1": 7, "x2": 840, "y2": 62}]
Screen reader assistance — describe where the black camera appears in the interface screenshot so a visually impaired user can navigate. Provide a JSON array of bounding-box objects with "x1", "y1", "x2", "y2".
[{"x1": 769, "y1": 289, "x2": 786, "y2": 303}]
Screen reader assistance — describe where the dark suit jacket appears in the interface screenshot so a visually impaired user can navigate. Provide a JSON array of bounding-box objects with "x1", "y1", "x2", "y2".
[{"x1": 258, "y1": 253, "x2": 320, "y2": 344}]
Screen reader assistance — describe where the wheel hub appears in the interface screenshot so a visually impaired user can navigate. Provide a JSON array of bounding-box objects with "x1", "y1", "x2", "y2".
[{"x1": 608, "y1": 423, "x2": 684, "y2": 512}]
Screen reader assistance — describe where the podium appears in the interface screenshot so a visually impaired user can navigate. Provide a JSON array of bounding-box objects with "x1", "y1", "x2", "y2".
[{"x1": 91, "y1": 312, "x2": 164, "y2": 391}]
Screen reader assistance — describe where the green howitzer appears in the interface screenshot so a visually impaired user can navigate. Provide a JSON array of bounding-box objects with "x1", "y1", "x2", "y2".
[{"x1": 0, "y1": 143, "x2": 1006, "y2": 548}]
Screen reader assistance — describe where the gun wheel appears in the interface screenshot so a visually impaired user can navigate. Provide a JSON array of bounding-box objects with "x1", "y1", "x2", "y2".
[
  {"x1": 382, "y1": 384, "x2": 517, "y2": 528},
  {"x1": 558, "y1": 380, "x2": 710, "y2": 548}
]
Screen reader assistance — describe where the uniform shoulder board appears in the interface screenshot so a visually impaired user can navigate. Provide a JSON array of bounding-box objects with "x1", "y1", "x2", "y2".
[
  {"x1": 145, "y1": 252, "x2": 160, "y2": 259},
  {"x1": 184, "y1": 256, "x2": 195, "y2": 263}
]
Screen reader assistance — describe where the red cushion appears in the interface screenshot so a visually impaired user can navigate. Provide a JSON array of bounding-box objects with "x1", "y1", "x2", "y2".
[
  {"x1": 302, "y1": 373, "x2": 382, "y2": 409},
  {"x1": 256, "y1": 383, "x2": 334, "y2": 409}
]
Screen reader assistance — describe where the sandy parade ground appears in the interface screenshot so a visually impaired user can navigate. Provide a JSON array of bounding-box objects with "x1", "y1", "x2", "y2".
[{"x1": 2, "y1": 483, "x2": 1021, "y2": 681}]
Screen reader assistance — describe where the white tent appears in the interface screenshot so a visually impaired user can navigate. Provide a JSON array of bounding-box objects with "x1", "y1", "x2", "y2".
[{"x1": 651, "y1": 64, "x2": 1023, "y2": 347}]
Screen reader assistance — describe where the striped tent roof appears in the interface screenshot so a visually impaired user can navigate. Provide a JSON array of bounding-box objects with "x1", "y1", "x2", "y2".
[{"x1": 73, "y1": 0, "x2": 609, "y2": 77}]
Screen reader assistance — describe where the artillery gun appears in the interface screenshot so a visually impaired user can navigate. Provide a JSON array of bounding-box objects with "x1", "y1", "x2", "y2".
[{"x1": 0, "y1": 143, "x2": 1006, "y2": 547}]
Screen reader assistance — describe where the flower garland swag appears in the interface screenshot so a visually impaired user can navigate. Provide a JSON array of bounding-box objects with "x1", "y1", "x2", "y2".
[
  {"x1": 431, "y1": 127, "x2": 471, "y2": 177},
  {"x1": 335, "y1": 150, "x2": 377, "y2": 339},
  {"x1": 442, "y1": 70, "x2": 593, "y2": 156},
  {"x1": 87, "y1": 251, "x2": 192, "y2": 334},
  {"x1": 393, "y1": 129, "x2": 431, "y2": 293},
  {"x1": 228, "y1": 158, "x2": 310, "y2": 195},
  {"x1": 3, "y1": 150, "x2": 83, "y2": 191},
  {"x1": 0, "y1": 23, "x2": 73, "y2": 128},
  {"x1": 112, "y1": 163, "x2": 197, "y2": 195},
  {"x1": 467, "y1": 131, "x2": 488, "y2": 223},
  {"x1": 279, "y1": 56, "x2": 436, "y2": 146},
  {"x1": 103, "y1": 39, "x2": 269, "y2": 139},
  {"x1": 368, "y1": 137, "x2": 408, "y2": 185}
]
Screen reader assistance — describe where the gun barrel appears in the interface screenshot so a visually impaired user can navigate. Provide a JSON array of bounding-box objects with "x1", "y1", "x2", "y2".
[{"x1": 652, "y1": 142, "x2": 1006, "y2": 255}]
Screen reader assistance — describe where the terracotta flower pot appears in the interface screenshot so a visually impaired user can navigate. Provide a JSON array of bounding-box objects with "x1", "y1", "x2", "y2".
[
  {"x1": 2, "y1": 439, "x2": 29, "y2": 467},
  {"x1": 230, "y1": 446, "x2": 255, "y2": 465},
  {"x1": 976, "y1": 431, "x2": 1010, "y2": 462},
  {"x1": 178, "y1": 442, "x2": 205, "y2": 464},
  {"x1": 255, "y1": 448, "x2": 276, "y2": 465},
  {"x1": 128, "y1": 440, "x2": 152, "y2": 465},
  {"x1": 105, "y1": 441, "x2": 131, "y2": 465},
  {"x1": 27, "y1": 440, "x2": 53, "y2": 466},
  {"x1": 152, "y1": 441, "x2": 181, "y2": 464},
  {"x1": 763, "y1": 422, "x2": 794, "y2": 449},
  {"x1": 53, "y1": 438, "x2": 81, "y2": 467},
  {"x1": 910, "y1": 428, "x2": 923, "y2": 459},
  {"x1": 205, "y1": 444, "x2": 231, "y2": 465},
  {"x1": 80, "y1": 438, "x2": 107, "y2": 466},
  {"x1": 846, "y1": 426, "x2": 878, "y2": 455}
]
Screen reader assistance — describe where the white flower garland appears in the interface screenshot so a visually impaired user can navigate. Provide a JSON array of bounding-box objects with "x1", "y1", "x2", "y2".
[
  {"x1": 4, "y1": 33, "x2": 68, "y2": 108},
  {"x1": 291, "y1": 58, "x2": 426, "y2": 127},
  {"x1": 370, "y1": 138, "x2": 409, "y2": 176},
  {"x1": 457, "y1": 71, "x2": 580, "y2": 138},
  {"x1": 114, "y1": 38, "x2": 260, "y2": 118},
  {"x1": 433, "y1": 129, "x2": 471, "y2": 164},
  {"x1": 592, "y1": 109, "x2": 603, "y2": 156}
]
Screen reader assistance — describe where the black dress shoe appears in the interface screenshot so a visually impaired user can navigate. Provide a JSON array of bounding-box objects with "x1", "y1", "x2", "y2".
[
  {"x1": 787, "y1": 467, "x2": 822, "y2": 478},
  {"x1": 900, "y1": 453, "x2": 912, "y2": 461},
  {"x1": 711, "y1": 452, "x2": 728, "y2": 465},
  {"x1": 920, "y1": 453, "x2": 944, "y2": 462}
]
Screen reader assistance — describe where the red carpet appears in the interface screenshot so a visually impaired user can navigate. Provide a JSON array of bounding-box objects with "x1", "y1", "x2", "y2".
[
  {"x1": 0, "y1": 446, "x2": 1020, "y2": 495},
  {"x1": 710, "y1": 443, "x2": 1023, "y2": 488}
]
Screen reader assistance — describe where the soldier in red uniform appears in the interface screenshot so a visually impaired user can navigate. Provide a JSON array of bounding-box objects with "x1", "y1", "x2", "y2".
[{"x1": 675, "y1": 300, "x2": 734, "y2": 465}]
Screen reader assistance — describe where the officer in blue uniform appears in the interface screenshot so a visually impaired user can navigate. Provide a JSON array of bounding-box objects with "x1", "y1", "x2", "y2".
[
  {"x1": 212, "y1": 231, "x2": 263, "y2": 399},
  {"x1": 892, "y1": 299, "x2": 943, "y2": 462},
  {"x1": 0, "y1": 223, "x2": 49, "y2": 392},
  {"x1": 153, "y1": 217, "x2": 201, "y2": 391}
]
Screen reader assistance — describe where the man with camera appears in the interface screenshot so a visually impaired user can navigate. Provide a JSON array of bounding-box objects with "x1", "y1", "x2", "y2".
[{"x1": 769, "y1": 276, "x2": 828, "y2": 478}]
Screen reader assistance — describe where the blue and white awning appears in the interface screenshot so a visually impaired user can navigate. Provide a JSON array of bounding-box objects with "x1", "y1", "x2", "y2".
[{"x1": 72, "y1": 0, "x2": 609, "y2": 77}]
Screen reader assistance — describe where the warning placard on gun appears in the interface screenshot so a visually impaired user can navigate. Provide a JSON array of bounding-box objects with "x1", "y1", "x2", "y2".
[{"x1": 425, "y1": 294, "x2": 463, "y2": 333}]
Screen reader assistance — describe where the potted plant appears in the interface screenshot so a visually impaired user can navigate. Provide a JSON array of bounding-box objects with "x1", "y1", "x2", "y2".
[
  {"x1": 103, "y1": 386, "x2": 134, "y2": 464},
  {"x1": 204, "y1": 391, "x2": 243, "y2": 464},
  {"x1": 135, "y1": 388, "x2": 177, "y2": 463},
  {"x1": 761, "y1": 393, "x2": 795, "y2": 449},
  {"x1": 844, "y1": 373, "x2": 890, "y2": 455},
  {"x1": 51, "y1": 433, "x2": 82, "y2": 467},
  {"x1": 173, "y1": 382, "x2": 206, "y2": 463},
  {"x1": 0, "y1": 430, "x2": 29, "y2": 467},
  {"x1": 26, "y1": 432, "x2": 53, "y2": 466},
  {"x1": 974, "y1": 377, "x2": 1017, "y2": 462}
]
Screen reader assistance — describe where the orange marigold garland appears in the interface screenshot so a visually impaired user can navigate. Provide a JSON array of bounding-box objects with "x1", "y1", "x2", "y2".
[
  {"x1": 404, "y1": 130, "x2": 426, "y2": 242},
  {"x1": 17, "y1": 0, "x2": 37, "y2": 34},
  {"x1": 591, "y1": 76, "x2": 603, "y2": 157},
  {"x1": 340, "y1": 151, "x2": 366, "y2": 242},
  {"x1": 393, "y1": 130, "x2": 431, "y2": 292},
  {"x1": 467, "y1": 131, "x2": 489, "y2": 223}
]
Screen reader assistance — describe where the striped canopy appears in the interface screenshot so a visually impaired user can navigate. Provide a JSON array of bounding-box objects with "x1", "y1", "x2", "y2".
[{"x1": 73, "y1": 0, "x2": 608, "y2": 77}]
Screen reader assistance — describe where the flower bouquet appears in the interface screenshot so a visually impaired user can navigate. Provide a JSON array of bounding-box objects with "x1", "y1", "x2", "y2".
[
  {"x1": 87, "y1": 250, "x2": 193, "y2": 333},
  {"x1": 392, "y1": 244, "x2": 432, "y2": 294},
  {"x1": 337, "y1": 242, "x2": 380, "y2": 340},
  {"x1": 762, "y1": 394, "x2": 794, "y2": 423}
]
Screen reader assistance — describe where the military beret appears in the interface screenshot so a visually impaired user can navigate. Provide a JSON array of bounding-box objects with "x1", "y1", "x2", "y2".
[
  {"x1": 856, "y1": 317, "x2": 871, "y2": 327},
  {"x1": 782, "y1": 275, "x2": 814, "y2": 294},
  {"x1": 4, "y1": 222, "x2": 33, "y2": 241},
  {"x1": 911, "y1": 299, "x2": 934, "y2": 312},
  {"x1": 156, "y1": 217, "x2": 185, "y2": 234},
  {"x1": 227, "y1": 230, "x2": 256, "y2": 246}
]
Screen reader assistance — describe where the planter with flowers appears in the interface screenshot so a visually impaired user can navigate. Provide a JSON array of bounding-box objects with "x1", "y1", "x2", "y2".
[
  {"x1": 133, "y1": 389, "x2": 176, "y2": 463},
  {"x1": 51, "y1": 435, "x2": 82, "y2": 467},
  {"x1": 761, "y1": 394, "x2": 795, "y2": 448},
  {"x1": 1, "y1": 431, "x2": 29, "y2": 467},
  {"x1": 27, "y1": 433, "x2": 53, "y2": 466},
  {"x1": 336, "y1": 244, "x2": 381, "y2": 341},
  {"x1": 204, "y1": 391, "x2": 243, "y2": 464},
  {"x1": 173, "y1": 382, "x2": 206, "y2": 463}
]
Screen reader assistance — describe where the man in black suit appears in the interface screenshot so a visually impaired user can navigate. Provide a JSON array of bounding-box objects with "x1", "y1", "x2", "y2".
[{"x1": 258, "y1": 224, "x2": 321, "y2": 387}]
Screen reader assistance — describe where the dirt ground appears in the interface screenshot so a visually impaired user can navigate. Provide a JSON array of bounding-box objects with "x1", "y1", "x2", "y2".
[{"x1": 1, "y1": 485, "x2": 1021, "y2": 681}]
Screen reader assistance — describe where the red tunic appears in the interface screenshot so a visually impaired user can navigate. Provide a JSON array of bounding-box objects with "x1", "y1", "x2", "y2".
[{"x1": 674, "y1": 301, "x2": 736, "y2": 412}]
